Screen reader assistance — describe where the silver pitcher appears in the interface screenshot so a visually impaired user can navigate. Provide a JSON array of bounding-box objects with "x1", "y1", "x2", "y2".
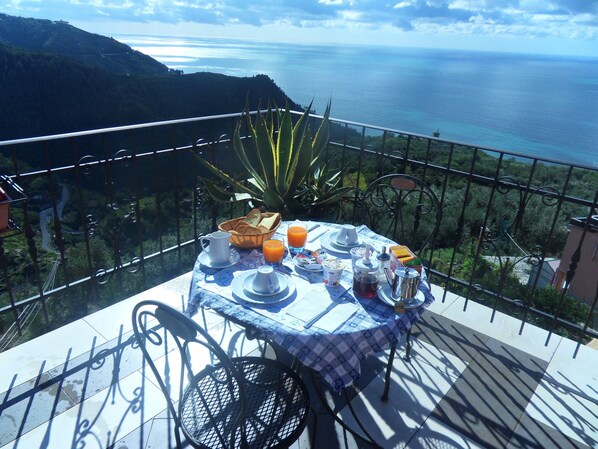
[{"x1": 390, "y1": 267, "x2": 420, "y2": 300}]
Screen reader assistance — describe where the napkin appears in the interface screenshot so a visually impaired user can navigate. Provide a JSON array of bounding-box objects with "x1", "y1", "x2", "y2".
[{"x1": 285, "y1": 284, "x2": 358, "y2": 332}]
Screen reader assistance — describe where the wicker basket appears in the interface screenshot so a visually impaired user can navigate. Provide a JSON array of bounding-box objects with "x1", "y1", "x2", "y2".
[{"x1": 218, "y1": 213, "x2": 282, "y2": 249}]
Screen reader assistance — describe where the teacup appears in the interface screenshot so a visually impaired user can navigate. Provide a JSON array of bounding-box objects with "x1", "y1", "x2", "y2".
[
  {"x1": 336, "y1": 224, "x2": 359, "y2": 246},
  {"x1": 252, "y1": 266, "x2": 281, "y2": 294},
  {"x1": 200, "y1": 231, "x2": 231, "y2": 265}
]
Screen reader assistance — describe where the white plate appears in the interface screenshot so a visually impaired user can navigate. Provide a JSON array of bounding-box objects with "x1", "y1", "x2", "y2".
[
  {"x1": 198, "y1": 249, "x2": 240, "y2": 269},
  {"x1": 231, "y1": 271, "x2": 297, "y2": 305},
  {"x1": 292, "y1": 249, "x2": 328, "y2": 272},
  {"x1": 320, "y1": 232, "x2": 362, "y2": 254},
  {"x1": 243, "y1": 272, "x2": 290, "y2": 297},
  {"x1": 377, "y1": 283, "x2": 426, "y2": 309}
]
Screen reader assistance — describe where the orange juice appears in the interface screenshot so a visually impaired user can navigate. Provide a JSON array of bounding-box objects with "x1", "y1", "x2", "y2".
[
  {"x1": 263, "y1": 239, "x2": 285, "y2": 264},
  {"x1": 287, "y1": 224, "x2": 308, "y2": 250}
]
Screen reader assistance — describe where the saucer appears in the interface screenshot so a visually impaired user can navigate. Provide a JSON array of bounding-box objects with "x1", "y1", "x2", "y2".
[
  {"x1": 198, "y1": 249, "x2": 240, "y2": 269},
  {"x1": 320, "y1": 232, "x2": 361, "y2": 254},
  {"x1": 293, "y1": 249, "x2": 328, "y2": 272},
  {"x1": 231, "y1": 271, "x2": 296, "y2": 305},
  {"x1": 377, "y1": 283, "x2": 426, "y2": 309},
  {"x1": 243, "y1": 272, "x2": 289, "y2": 297}
]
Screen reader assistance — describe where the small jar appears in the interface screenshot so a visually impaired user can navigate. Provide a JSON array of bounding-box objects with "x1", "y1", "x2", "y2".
[
  {"x1": 376, "y1": 246, "x2": 391, "y2": 283},
  {"x1": 353, "y1": 257, "x2": 380, "y2": 299}
]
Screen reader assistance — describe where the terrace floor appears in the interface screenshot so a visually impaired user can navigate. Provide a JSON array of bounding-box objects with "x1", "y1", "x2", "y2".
[{"x1": 0, "y1": 273, "x2": 596, "y2": 449}]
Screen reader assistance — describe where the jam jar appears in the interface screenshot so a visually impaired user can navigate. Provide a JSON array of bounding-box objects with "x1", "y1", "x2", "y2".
[{"x1": 353, "y1": 257, "x2": 380, "y2": 299}]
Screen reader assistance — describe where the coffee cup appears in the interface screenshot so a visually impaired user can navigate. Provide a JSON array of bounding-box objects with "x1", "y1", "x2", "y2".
[
  {"x1": 336, "y1": 224, "x2": 359, "y2": 246},
  {"x1": 200, "y1": 231, "x2": 231, "y2": 265},
  {"x1": 252, "y1": 266, "x2": 281, "y2": 294}
]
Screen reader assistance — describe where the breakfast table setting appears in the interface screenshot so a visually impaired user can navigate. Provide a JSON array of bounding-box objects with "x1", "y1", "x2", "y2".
[{"x1": 186, "y1": 212, "x2": 436, "y2": 392}]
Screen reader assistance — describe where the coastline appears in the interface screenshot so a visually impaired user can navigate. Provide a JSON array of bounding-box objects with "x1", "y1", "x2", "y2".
[{"x1": 118, "y1": 35, "x2": 598, "y2": 167}]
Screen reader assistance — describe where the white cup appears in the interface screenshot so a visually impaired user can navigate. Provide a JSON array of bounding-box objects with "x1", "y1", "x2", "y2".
[
  {"x1": 322, "y1": 259, "x2": 344, "y2": 287},
  {"x1": 350, "y1": 245, "x2": 368, "y2": 269},
  {"x1": 252, "y1": 266, "x2": 280, "y2": 294},
  {"x1": 336, "y1": 224, "x2": 359, "y2": 246},
  {"x1": 200, "y1": 231, "x2": 231, "y2": 265}
]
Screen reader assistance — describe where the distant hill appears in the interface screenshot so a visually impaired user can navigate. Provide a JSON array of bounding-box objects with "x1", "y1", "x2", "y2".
[
  {"x1": 0, "y1": 13, "x2": 170, "y2": 75},
  {"x1": 0, "y1": 42, "x2": 299, "y2": 141},
  {"x1": 0, "y1": 13, "x2": 301, "y2": 143}
]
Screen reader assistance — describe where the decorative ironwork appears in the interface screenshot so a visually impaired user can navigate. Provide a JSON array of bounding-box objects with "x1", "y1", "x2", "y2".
[
  {"x1": 92, "y1": 201, "x2": 139, "y2": 285},
  {"x1": 0, "y1": 111, "x2": 596, "y2": 352}
]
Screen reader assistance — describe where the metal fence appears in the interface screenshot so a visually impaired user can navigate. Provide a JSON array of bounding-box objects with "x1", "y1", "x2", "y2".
[{"x1": 1, "y1": 111, "x2": 596, "y2": 353}]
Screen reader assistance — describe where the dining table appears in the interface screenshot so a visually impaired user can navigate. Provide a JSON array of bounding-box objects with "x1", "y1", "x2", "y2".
[{"x1": 186, "y1": 220, "x2": 435, "y2": 445}]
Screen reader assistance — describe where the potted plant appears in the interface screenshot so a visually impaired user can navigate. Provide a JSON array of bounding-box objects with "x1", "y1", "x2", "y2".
[{"x1": 195, "y1": 102, "x2": 353, "y2": 216}]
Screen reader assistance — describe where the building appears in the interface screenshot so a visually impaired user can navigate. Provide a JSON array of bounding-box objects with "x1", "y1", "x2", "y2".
[{"x1": 553, "y1": 215, "x2": 598, "y2": 306}]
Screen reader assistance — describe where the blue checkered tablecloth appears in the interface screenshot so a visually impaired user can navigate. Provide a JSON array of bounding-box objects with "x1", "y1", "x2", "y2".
[{"x1": 187, "y1": 222, "x2": 435, "y2": 391}]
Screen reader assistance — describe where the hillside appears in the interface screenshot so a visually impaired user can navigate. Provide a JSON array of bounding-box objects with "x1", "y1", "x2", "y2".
[
  {"x1": 0, "y1": 42, "x2": 299, "y2": 141},
  {"x1": 0, "y1": 13, "x2": 169, "y2": 76}
]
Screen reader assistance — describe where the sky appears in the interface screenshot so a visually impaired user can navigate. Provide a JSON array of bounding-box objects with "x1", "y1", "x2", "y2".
[{"x1": 1, "y1": 0, "x2": 598, "y2": 57}]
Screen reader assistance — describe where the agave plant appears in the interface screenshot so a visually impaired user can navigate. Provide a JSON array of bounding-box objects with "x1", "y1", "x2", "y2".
[{"x1": 196, "y1": 102, "x2": 352, "y2": 213}]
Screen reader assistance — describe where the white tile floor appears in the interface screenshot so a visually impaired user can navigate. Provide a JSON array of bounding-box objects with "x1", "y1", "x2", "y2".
[
  {"x1": 337, "y1": 341, "x2": 468, "y2": 448},
  {"x1": 1, "y1": 272, "x2": 597, "y2": 449}
]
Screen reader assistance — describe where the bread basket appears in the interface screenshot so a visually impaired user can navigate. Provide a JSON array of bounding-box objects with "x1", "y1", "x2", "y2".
[{"x1": 218, "y1": 212, "x2": 282, "y2": 249}]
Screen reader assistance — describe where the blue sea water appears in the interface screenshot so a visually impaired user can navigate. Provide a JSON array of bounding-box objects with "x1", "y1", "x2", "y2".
[{"x1": 119, "y1": 35, "x2": 598, "y2": 167}]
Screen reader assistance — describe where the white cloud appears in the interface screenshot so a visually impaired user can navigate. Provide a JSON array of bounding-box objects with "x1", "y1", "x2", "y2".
[
  {"x1": 319, "y1": 0, "x2": 344, "y2": 5},
  {"x1": 1, "y1": 0, "x2": 596, "y2": 56},
  {"x1": 339, "y1": 9, "x2": 362, "y2": 20}
]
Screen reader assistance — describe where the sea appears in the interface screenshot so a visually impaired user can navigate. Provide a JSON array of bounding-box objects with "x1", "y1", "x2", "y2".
[{"x1": 118, "y1": 35, "x2": 598, "y2": 168}]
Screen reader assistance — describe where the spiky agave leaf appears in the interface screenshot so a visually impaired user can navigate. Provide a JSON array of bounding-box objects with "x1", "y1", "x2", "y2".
[
  {"x1": 195, "y1": 156, "x2": 260, "y2": 200},
  {"x1": 284, "y1": 101, "x2": 313, "y2": 193},
  {"x1": 275, "y1": 106, "x2": 294, "y2": 195},
  {"x1": 286, "y1": 125, "x2": 314, "y2": 198},
  {"x1": 310, "y1": 101, "x2": 331, "y2": 166},
  {"x1": 251, "y1": 106, "x2": 277, "y2": 189},
  {"x1": 202, "y1": 180, "x2": 256, "y2": 203},
  {"x1": 232, "y1": 111, "x2": 267, "y2": 192}
]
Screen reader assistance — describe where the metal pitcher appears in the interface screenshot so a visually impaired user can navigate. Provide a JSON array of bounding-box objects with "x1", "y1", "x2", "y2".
[{"x1": 390, "y1": 267, "x2": 420, "y2": 300}]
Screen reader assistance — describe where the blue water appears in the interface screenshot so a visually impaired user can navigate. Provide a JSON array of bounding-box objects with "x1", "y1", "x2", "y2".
[{"x1": 119, "y1": 35, "x2": 598, "y2": 167}]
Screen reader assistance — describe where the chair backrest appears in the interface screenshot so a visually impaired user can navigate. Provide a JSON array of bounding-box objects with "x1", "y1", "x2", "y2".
[
  {"x1": 360, "y1": 174, "x2": 442, "y2": 258},
  {"x1": 131, "y1": 300, "x2": 246, "y2": 448}
]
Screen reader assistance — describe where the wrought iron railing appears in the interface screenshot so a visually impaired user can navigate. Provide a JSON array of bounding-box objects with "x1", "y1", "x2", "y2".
[{"x1": 1, "y1": 111, "x2": 596, "y2": 354}]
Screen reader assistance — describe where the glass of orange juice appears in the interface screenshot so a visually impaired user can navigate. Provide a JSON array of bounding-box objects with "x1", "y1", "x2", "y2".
[
  {"x1": 287, "y1": 222, "x2": 308, "y2": 254},
  {"x1": 263, "y1": 239, "x2": 285, "y2": 266}
]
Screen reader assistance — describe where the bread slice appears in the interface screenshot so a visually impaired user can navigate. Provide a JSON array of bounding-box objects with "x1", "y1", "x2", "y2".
[
  {"x1": 243, "y1": 209, "x2": 262, "y2": 227},
  {"x1": 258, "y1": 213, "x2": 280, "y2": 230}
]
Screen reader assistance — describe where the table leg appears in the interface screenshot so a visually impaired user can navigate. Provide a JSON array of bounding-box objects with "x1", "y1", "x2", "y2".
[
  {"x1": 381, "y1": 340, "x2": 397, "y2": 402},
  {"x1": 381, "y1": 327, "x2": 412, "y2": 401},
  {"x1": 404, "y1": 326, "x2": 412, "y2": 363}
]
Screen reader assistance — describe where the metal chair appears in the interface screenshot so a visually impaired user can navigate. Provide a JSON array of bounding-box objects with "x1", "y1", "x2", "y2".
[
  {"x1": 360, "y1": 174, "x2": 442, "y2": 255},
  {"x1": 132, "y1": 300, "x2": 310, "y2": 448},
  {"x1": 359, "y1": 174, "x2": 442, "y2": 400}
]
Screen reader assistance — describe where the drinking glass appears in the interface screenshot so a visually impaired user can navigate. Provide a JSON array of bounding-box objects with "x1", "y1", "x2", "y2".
[
  {"x1": 263, "y1": 238, "x2": 285, "y2": 266},
  {"x1": 287, "y1": 222, "x2": 308, "y2": 254}
]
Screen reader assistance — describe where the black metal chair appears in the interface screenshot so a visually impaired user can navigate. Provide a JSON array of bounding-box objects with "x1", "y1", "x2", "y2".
[
  {"x1": 359, "y1": 174, "x2": 442, "y2": 400},
  {"x1": 132, "y1": 300, "x2": 310, "y2": 448}
]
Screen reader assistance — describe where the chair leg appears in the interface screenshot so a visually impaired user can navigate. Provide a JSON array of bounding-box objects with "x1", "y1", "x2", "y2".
[
  {"x1": 403, "y1": 327, "x2": 412, "y2": 363},
  {"x1": 381, "y1": 340, "x2": 397, "y2": 402},
  {"x1": 174, "y1": 425, "x2": 183, "y2": 449}
]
